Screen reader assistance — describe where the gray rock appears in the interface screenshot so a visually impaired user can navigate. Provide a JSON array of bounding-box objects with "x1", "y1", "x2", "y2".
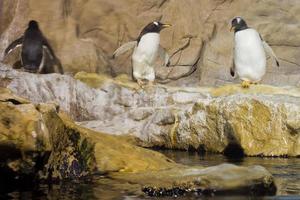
[{"x1": 1, "y1": 65, "x2": 300, "y2": 156}]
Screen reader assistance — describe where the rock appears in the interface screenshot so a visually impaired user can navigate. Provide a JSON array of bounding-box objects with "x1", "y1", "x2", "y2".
[
  {"x1": 189, "y1": 95, "x2": 300, "y2": 156},
  {"x1": 0, "y1": 86, "x2": 276, "y2": 196},
  {"x1": 1, "y1": 0, "x2": 299, "y2": 85},
  {"x1": 48, "y1": 112, "x2": 175, "y2": 179},
  {"x1": 113, "y1": 164, "x2": 276, "y2": 196},
  {"x1": 0, "y1": 86, "x2": 175, "y2": 180},
  {"x1": 76, "y1": 73, "x2": 300, "y2": 157},
  {"x1": 0, "y1": 91, "x2": 54, "y2": 182},
  {"x1": 129, "y1": 108, "x2": 154, "y2": 121},
  {"x1": 1, "y1": 66, "x2": 299, "y2": 157}
]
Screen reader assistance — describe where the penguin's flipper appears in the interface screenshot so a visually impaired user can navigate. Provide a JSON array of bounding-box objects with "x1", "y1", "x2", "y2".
[
  {"x1": 4, "y1": 36, "x2": 23, "y2": 57},
  {"x1": 43, "y1": 46, "x2": 64, "y2": 74},
  {"x1": 42, "y1": 39, "x2": 58, "y2": 60},
  {"x1": 112, "y1": 41, "x2": 137, "y2": 58},
  {"x1": 260, "y1": 35, "x2": 280, "y2": 67},
  {"x1": 55, "y1": 59, "x2": 64, "y2": 74},
  {"x1": 41, "y1": 46, "x2": 64, "y2": 74},
  {"x1": 158, "y1": 45, "x2": 170, "y2": 67},
  {"x1": 42, "y1": 37, "x2": 64, "y2": 74}
]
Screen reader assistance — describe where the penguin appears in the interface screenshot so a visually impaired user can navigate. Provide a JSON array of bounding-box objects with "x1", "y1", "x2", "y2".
[
  {"x1": 113, "y1": 21, "x2": 171, "y2": 87},
  {"x1": 230, "y1": 17, "x2": 279, "y2": 88},
  {"x1": 3, "y1": 20, "x2": 63, "y2": 74}
]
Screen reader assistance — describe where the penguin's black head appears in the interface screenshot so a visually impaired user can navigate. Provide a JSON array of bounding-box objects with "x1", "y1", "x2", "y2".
[
  {"x1": 28, "y1": 20, "x2": 39, "y2": 29},
  {"x1": 137, "y1": 21, "x2": 171, "y2": 43},
  {"x1": 142, "y1": 21, "x2": 172, "y2": 34},
  {"x1": 231, "y1": 17, "x2": 248, "y2": 33}
]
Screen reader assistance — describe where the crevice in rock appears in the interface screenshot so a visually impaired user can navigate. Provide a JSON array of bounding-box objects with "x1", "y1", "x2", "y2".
[
  {"x1": 158, "y1": 0, "x2": 168, "y2": 8},
  {"x1": 197, "y1": 40, "x2": 208, "y2": 82},
  {"x1": 196, "y1": 144, "x2": 206, "y2": 155},
  {"x1": 0, "y1": 78, "x2": 12, "y2": 88},
  {"x1": 223, "y1": 143, "x2": 245, "y2": 158},
  {"x1": 204, "y1": 0, "x2": 229, "y2": 24},
  {"x1": 278, "y1": 57, "x2": 300, "y2": 67},
  {"x1": 62, "y1": 0, "x2": 72, "y2": 18},
  {"x1": 286, "y1": 124, "x2": 300, "y2": 136},
  {"x1": 0, "y1": 98, "x2": 22, "y2": 105},
  {"x1": 157, "y1": 37, "x2": 201, "y2": 83}
]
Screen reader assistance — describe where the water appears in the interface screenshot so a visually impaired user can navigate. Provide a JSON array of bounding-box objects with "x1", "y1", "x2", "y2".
[
  {"x1": 160, "y1": 151, "x2": 300, "y2": 197},
  {"x1": 1, "y1": 151, "x2": 299, "y2": 200}
]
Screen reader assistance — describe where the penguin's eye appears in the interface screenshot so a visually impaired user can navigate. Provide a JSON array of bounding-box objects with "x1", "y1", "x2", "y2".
[{"x1": 153, "y1": 21, "x2": 159, "y2": 26}]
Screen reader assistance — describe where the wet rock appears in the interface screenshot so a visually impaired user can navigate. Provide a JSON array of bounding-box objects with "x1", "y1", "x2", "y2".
[
  {"x1": 0, "y1": 90, "x2": 53, "y2": 182},
  {"x1": 0, "y1": 87, "x2": 174, "y2": 181},
  {"x1": 113, "y1": 164, "x2": 276, "y2": 197},
  {"x1": 0, "y1": 88, "x2": 96, "y2": 181}
]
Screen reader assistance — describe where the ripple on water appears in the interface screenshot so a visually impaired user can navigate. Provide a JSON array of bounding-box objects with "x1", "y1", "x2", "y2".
[{"x1": 0, "y1": 151, "x2": 299, "y2": 200}]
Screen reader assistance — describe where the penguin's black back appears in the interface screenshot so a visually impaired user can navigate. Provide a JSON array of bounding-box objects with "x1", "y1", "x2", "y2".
[{"x1": 21, "y1": 21, "x2": 44, "y2": 71}]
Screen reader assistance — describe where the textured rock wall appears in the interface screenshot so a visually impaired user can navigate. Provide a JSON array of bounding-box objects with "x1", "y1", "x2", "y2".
[{"x1": 0, "y1": 0, "x2": 300, "y2": 86}]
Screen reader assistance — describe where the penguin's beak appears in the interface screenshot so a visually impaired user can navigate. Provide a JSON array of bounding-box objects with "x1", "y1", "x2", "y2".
[{"x1": 162, "y1": 24, "x2": 172, "y2": 28}]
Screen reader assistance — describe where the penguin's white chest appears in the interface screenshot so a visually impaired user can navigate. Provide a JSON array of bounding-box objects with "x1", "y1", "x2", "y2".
[
  {"x1": 234, "y1": 29, "x2": 266, "y2": 82},
  {"x1": 133, "y1": 33, "x2": 160, "y2": 64}
]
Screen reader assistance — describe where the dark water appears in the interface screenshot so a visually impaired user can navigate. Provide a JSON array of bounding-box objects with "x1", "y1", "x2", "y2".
[{"x1": 1, "y1": 151, "x2": 300, "y2": 200}]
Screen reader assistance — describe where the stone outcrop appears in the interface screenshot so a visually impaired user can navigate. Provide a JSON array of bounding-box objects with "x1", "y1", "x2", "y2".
[
  {"x1": 1, "y1": 65, "x2": 299, "y2": 157},
  {"x1": 188, "y1": 94, "x2": 300, "y2": 156},
  {"x1": 114, "y1": 164, "x2": 276, "y2": 196},
  {"x1": 0, "y1": 89, "x2": 95, "y2": 181},
  {"x1": 0, "y1": 86, "x2": 276, "y2": 196},
  {"x1": 0, "y1": 88, "x2": 53, "y2": 182},
  {"x1": 0, "y1": 0, "x2": 300, "y2": 86}
]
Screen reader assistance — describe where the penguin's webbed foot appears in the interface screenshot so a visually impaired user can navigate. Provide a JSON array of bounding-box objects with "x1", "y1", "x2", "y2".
[{"x1": 241, "y1": 80, "x2": 251, "y2": 88}]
